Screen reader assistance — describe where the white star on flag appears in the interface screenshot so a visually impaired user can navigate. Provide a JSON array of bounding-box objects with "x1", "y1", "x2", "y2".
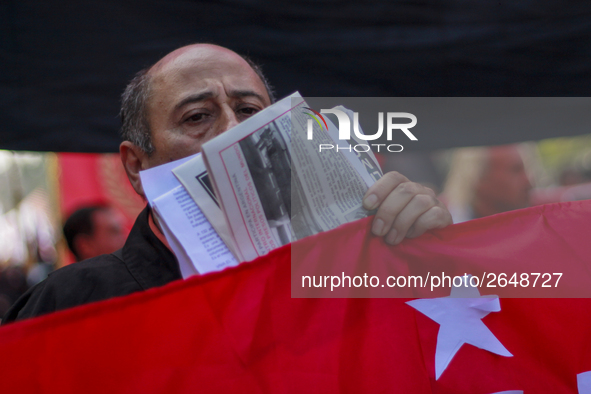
[{"x1": 407, "y1": 280, "x2": 512, "y2": 379}]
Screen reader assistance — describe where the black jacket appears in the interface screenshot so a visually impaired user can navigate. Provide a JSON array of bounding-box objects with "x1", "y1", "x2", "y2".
[{"x1": 3, "y1": 207, "x2": 182, "y2": 324}]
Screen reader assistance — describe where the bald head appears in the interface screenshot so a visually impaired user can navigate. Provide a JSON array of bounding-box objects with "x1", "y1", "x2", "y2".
[
  {"x1": 473, "y1": 145, "x2": 532, "y2": 217},
  {"x1": 120, "y1": 44, "x2": 274, "y2": 197},
  {"x1": 150, "y1": 44, "x2": 245, "y2": 75}
]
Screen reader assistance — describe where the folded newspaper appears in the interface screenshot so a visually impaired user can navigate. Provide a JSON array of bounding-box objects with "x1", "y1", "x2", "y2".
[{"x1": 140, "y1": 92, "x2": 383, "y2": 277}]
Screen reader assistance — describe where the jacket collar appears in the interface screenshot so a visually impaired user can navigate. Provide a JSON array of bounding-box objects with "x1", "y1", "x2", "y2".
[{"x1": 122, "y1": 206, "x2": 182, "y2": 290}]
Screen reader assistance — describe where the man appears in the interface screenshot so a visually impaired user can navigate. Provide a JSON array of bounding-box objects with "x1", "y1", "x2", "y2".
[
  {"x1": 443, "y1": 144, "x2": 532, "y2": 223},
  {"x1": 4, "y1": 44, "x2": 452, "y2": 323},
  {"x1": 63, "y1": 205, "x2": 127, "y2": 262}
]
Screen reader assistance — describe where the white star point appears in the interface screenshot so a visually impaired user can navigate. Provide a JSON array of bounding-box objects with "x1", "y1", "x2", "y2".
[{"x1": 407, "y1": 282, "x2": 512, "y2": 380}]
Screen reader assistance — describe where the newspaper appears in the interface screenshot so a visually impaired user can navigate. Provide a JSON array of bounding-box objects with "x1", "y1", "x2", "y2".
[{"x1": 201, "y1": 92, "x2": 382, "y2": 262}]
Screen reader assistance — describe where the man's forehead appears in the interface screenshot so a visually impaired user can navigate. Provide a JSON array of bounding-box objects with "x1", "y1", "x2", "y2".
[{"x1": 149, "y1": 44, "x2": 258, "y2": 85}]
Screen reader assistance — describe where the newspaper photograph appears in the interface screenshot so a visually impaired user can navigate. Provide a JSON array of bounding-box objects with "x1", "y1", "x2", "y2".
[{"x1": 238, "y1": 122, "x2": 292, "y2": 245}]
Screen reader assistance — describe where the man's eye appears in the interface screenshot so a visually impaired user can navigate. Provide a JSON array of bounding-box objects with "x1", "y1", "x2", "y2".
[
  {"x1": 238, "y1": 107, "x2": 259, "y2": 117},
  {"x1": 185, "y1": 113, "x2": 208, "y2": 123}
]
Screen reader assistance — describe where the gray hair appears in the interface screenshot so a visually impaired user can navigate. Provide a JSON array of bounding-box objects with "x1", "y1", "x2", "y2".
[{"x1": 119, "y1": 55, "x2": 275, "y2": 155}]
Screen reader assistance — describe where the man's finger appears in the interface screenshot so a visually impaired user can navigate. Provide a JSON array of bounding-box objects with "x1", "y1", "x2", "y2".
[
  {"x1": 405, "y1": 205, "x2": 453, "y2": 239},
  {"x1": 370, "y1": 180, "x2": 432, "y2": 237},
  {"x1": 363, "y1": 171, "x2": 409, "y2": 210},
  {"x1": 370, "y1": 182, "x2": 419, "y2": 236},
  {"x1": 384, "y1": 193, "x2": 439, "y2": 244}
]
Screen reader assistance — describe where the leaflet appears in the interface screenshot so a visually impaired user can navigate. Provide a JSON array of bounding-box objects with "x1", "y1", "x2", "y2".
[
  {"x1": 140, "y1": 153, "x2": 237, "y2": 276},
  {"x1": 173, "y1": 154, "x2": 243, "y2": 262},
  {"x1": 153, "y1": 186, "x2": 238, "y2": 275}
]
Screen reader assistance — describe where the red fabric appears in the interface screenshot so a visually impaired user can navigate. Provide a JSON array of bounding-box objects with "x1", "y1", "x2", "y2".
[{"x1": 1, "y1": 201, "x2": 591, "y2": 393}]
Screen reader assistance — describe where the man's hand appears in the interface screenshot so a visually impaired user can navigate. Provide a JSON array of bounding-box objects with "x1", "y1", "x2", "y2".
[{"x1": 362, "y1": 171, "x2": 453, "y2": 245}]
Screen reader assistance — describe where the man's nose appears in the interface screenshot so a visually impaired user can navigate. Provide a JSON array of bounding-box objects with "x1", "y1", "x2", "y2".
[{"x1": 219, "y1": 105, "x2": 240, "y2": 133}]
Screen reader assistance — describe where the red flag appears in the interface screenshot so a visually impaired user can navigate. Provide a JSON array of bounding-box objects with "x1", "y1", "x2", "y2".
[
  {"x1": 58, "y1": 153, "x2": 144, "y2": 224},
  {"x1": 1, "y1": 200, "x2": 591, "y2": 393}
]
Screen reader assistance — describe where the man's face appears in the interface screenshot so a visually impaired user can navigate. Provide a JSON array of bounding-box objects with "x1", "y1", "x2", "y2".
[
  {"x1": 81, "y1": 209, "x2": 127, "y2": 260},
  {"x1": 477, "y1": 146, "x2": 532, "y2": 212},
  {"x1": 144, "y1": 45, "x2": 272, "y2": 167}
]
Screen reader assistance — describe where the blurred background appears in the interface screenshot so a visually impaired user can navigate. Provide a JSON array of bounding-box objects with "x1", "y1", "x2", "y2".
[{"x1": 1, "y1": 0, "x2": 591, "y2": 315}]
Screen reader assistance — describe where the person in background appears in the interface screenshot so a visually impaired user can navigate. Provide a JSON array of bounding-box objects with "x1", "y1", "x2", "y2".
[
  {"x1": 443, "y1": 144, "x2": 532, "y2": 223},
  {"x1": 63, "y1": 205, "x2": 127, "y2": 262}
]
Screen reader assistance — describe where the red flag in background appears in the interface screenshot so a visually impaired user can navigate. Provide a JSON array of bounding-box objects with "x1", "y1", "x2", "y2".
[
  {"x1": 57, "y1": 153, "x2": 145, "y2": 264},
  {"x1": 1, "y1": 200, "x2": 591, "y2": 393}
]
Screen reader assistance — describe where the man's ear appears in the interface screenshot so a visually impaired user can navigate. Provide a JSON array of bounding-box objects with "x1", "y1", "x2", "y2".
[{"x1": 120, "y1": 141, "x2": 149, "y2": 198}]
